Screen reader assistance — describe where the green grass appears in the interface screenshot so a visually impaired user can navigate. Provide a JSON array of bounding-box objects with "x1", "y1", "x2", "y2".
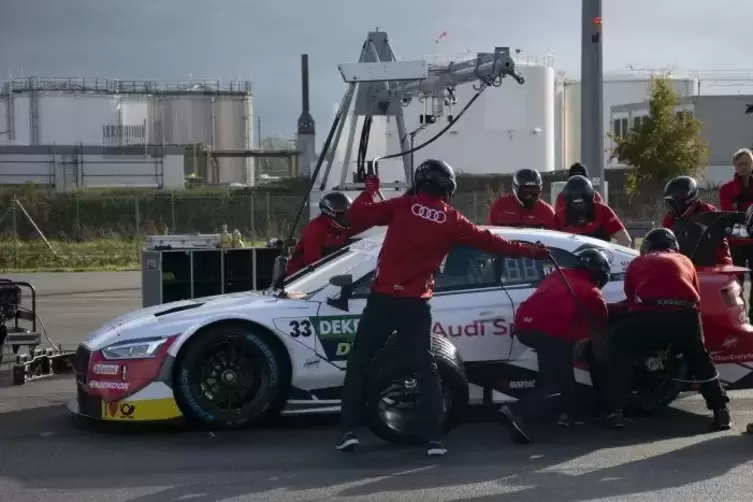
[{"x1": 0, "y1": 239, "x2": 142, "y2": 272}]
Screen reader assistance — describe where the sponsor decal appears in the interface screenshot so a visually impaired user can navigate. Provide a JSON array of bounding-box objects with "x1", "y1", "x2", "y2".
[
  {"x1": 103, "y1": 402, "x2": 136, "y2": 420},
  {"x1": 411, "y1": 204, "x2": 447, "y2": 223},
  {"x1": 432, "y1": 319, "x2": 511, "y2": 338},
  {"x1": 712, "y1": 352, "x2": 753, "y2": 363},
  {"x1": 100, "y1": 398, "x2": 182, "y2": 421},
  {"x1": 317, "y1": 317, "x2": 360, "y2": 337},
  {"x1": 303, "y1": 357, "x2": 320, "y2": 369},
  {"x1": 620, "y1": 260, "x2": 630, "y2": 271},
  {"x1": 92, "y1": 363, "x2": 119, "y2": 376},
  {"x1": 89, "y1": 381, "x2": 129, "y2": 390},
  {"x1": 503, "y1": 379, "x2": 536, "y2": 389}
]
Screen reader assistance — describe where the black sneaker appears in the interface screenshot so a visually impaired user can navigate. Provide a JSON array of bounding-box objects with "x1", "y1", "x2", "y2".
[
  {"x1": 336, "y1": 431, "x2": 359, "y2": 452},
  {"x1": 499, "y1": 405, "x2": 534, "y2": 444},
  {"x1": 425, "y1": 441, "x2": 448, "y2": 457},
  {"x1": 602, "y1": 411, "x2": 624, "y2": 429},
  {"x1": 711, "y1": 408, "x2": 732, "y2": 431}
]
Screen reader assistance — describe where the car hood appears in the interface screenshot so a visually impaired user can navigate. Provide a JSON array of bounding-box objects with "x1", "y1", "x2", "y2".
[{"x1": 83, "y1": 290, "x2": 297, "y2": 350}]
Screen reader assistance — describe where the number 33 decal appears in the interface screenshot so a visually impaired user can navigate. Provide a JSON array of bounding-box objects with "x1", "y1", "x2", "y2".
[{"x1": 289, "y1": 320, "x2": 312, "y2": 338}]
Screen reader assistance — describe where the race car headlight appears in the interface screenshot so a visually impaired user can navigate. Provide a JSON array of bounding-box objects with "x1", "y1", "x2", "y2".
[{"x1": 100, "y1": 337, "x2": 169, "y2": 360}]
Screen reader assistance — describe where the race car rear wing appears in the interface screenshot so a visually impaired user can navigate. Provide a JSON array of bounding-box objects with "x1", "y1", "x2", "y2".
[{"x1": 672, "y1": 211, "x2": 747, "y2": 268}]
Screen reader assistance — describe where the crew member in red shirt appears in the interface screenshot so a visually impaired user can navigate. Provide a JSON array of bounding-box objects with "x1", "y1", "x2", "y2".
[
  {"x1": 602, "y1": 228, "x2": 731, "y2": 431},
  {"x1": 554, "y1": 162, "x2": 604, "y2": 214},
  {"x1": 719, "y1": 148, "x2": 753, "y2": 314},
  {"x1": 285, "y1": 192, "x2": 354, "y2": 275},
  {"x1": 335, "y1": 159, "x2": 549, "y2": 457},
  {"x1": 662, "y1": 175, "x2": 732, "y2": 265},
  {"x1": 488, "y1": 168, "x2": 555, "y2": 229},
  {"x1": 499, "y1": 249, "x2": 611, "y2": 444},
  {"x1": 555, "y1": 175, "x2": 632, "y2": 247}
]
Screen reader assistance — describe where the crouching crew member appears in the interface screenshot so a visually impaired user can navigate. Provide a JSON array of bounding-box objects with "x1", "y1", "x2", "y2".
[
  {"x1": 488, "y1": 168, "x2": 556, "y2": 229},
  {"x1": 336, "y1": 159, "x2": 550, "y2": 457},
  {"x1": 499, "y1": 249, "x2": 611, "y2": 444},
  {"x1": 555, "y1": 175, "x2": 632, "y2": 247},
  {"x1": 719, "y1": 148, "x2": 753, "y2": 315},
  {"x1": 662, "y1": 175, "x2": 732, "y2": 265},
  {"x1": 554, "y1": 162, "x2": 604, "y2": 214},
  {"x1": 602, "y1": 228, "x2": 731, "y2": 431}
]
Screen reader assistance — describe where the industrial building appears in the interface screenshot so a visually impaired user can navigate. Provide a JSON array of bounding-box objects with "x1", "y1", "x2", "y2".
[
  {"x1": 0, "y1": 77, "x2": 257, "y2": 188},
  {"x1": 610, "y1": 93, "x2": 753, "y2": 186}
]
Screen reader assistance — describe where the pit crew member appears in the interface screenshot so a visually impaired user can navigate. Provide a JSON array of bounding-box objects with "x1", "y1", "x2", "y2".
[
  {"x1": 499, "y1": 248, "x2": 611, "y2": 444},
  {"x1": 719, "y1": 148, "x2": 753, "y2": 315},
  {"x1": 488, "y1": 168, "x2": 556, "y2": 229},
  {"x1": 662, "y1": 175, "x2": 732, "y2": 266},
  {"x1": 555, "y1": 175, "x2": 632, "y2": 247},
  {"x1": 336, "y1": 159, "x2": 550, "y2": 457},
  {"x1": 602, "y1": 228, "x2": 731, "y2": 430},
  {"x1": 285, "y1": 192, "x2": 356, "y2": 275},
  {"x1": 554, "y1": 162, "x2": 604, "y2": 214}
]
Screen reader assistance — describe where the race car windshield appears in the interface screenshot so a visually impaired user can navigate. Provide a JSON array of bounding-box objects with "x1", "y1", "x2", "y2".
[{"x1": 283, "y1": 250, "x2": 366, "y2": 298}]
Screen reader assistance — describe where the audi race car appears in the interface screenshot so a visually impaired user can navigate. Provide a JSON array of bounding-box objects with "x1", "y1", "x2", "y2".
[{"x1": 70, "y1": 214, "x2": 753, "y2": 445}]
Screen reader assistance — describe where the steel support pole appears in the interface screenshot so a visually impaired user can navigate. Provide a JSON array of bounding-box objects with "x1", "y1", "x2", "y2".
[{"x1": 580, "y1": 0, "x2": 605, "y2": 195}]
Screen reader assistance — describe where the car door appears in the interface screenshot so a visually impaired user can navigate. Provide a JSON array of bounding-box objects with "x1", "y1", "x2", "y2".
[
  {"x1": 308, "y1": 263, "x2": 374, "y2": 368},
  {"x1": 429, "y1": 246, "x2": 515, "y2": 363}
]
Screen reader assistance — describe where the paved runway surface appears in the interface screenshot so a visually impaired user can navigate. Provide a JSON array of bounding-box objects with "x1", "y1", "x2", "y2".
[{"x1": 1, "y1": 272, "x2": 752, "y2": 501}]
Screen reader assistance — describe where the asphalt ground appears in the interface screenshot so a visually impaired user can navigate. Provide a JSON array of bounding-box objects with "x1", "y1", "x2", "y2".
[{"x1": 1, "y1": 272, "x2": 753, "y2": 501}]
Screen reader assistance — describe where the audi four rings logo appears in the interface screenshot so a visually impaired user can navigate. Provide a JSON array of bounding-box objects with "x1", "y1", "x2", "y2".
[{"x1": 411, "y1": 204, "x2": 447, "y2": 223}]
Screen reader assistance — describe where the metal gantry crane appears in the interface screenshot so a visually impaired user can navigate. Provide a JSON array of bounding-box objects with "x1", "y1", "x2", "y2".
[{"x1": 308, "y1": 30, "x2": 525, "y2": 217}]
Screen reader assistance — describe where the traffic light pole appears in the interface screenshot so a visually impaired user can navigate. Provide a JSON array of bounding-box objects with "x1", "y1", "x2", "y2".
[{"x1": 580, "y1": 0, "x2": 605, "y2": 196}]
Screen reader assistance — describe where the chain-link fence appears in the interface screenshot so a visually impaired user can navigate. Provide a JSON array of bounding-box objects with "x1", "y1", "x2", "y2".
[{"x1": 0, "y1": 186, "x2": 725, "y2": 270}]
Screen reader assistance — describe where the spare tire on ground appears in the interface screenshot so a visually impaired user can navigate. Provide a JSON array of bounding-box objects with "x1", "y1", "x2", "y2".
[{"x1": 364, "y1": 334, "x2": 469, "y2": 446}]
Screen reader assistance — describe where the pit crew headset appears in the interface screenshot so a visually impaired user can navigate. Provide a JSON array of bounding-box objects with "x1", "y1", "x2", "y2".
[
  {"x1": 319, "y1": 192, "x2": 352, "y2": 229},
  {"x1": 512, "y1": 168, "x2": 543, "y2": 209},
  {"x1": 414, "y1": 159, "x2": 457, "y2": 202},
  {"x1": 663, "y1": 176, "x2": 700, "y2": 219}
]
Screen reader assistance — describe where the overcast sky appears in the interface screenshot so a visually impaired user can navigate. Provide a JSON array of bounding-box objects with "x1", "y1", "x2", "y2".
[{"x1": 0, "y1": 0, "x2": 748, "y2": 138}]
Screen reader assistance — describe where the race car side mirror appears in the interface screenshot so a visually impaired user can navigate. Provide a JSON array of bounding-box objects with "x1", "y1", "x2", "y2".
[{"x1": 327, "y1": 274, "x2": 354, "y2": 311}]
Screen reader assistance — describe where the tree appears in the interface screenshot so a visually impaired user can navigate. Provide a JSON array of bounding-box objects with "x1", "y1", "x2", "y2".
[{"x1": 609, "y1": 75, "x2": 708, "y2": 194}]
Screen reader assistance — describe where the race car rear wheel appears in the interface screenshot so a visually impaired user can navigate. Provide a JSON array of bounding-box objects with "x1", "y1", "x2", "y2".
[
  {"x1": 173, "y1": 323, "x2": 288, "y2": 429},
  {"x1": 626, "y1": 349, "x2": 688, "y2": 415},
  {"x1": 364, "y1": 334, "x2": 469, "y2": 446}
]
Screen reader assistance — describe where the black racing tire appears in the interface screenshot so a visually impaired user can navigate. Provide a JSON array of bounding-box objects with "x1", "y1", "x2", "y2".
[
  {"x1": 364, "y1": 334, "x2": 469, "y2": 446},
  {"x1": 173, "y1": 323, "x2": 289, "y2": 429},
  {"x1": 625, "y1": 351, "x2": 688, "y2": 416}
]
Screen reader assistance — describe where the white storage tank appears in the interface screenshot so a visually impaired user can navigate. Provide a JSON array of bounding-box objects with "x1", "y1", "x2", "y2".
[
  {"x1": 0, "y1": 77, "x2": 255, "y2": 184},
  {"x1": 562, "y1": 73, "x2": 699, "y2": 170},
  {"x1": 381, "y1": 55, "x2": 557, "y2": 176}
]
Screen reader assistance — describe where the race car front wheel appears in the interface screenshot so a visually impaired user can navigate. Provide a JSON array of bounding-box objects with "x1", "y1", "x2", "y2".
[
  {"x1": 173, "y1": 323, "x2": 288, "y2": 429},
  {"x1": 364, "y1": 334, "x2": 469, "y2": 446}
]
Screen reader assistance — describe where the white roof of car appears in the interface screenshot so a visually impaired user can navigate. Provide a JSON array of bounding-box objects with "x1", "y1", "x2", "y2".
[{"x1": 352, "y1": 226, "x2": 636, "y2": 256}]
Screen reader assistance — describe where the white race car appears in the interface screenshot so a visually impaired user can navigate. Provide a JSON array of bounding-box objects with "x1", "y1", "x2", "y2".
[{"x1": 70, "y1": 227, "x2": 639, "y2": 444}]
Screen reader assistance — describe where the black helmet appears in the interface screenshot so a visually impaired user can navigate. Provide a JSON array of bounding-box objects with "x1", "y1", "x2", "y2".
[
  {"x1": 414, "y1": 159, "x2": 457, "y2": 200},
  {"x1": 568, "y1": 162, "x2": 588, "y2": 178},
  {"x1": 663, "y1": 176, "x2": 699, "y2": 218},
  {"x1": 574, "y1": 248, "x2": 611, "y2": 289},
  {"x1": 319, "y1": 192, "x2": 352, "y2": 229},
  {"x1": 563, "y1": 175, "x2": 596, "y2": 222},
  {"x1": 640, "y1": 227, "x2": 680, "y2": 255},
  {"x1": 512, "y1": 168, "x2": 543, "y2": 208}
]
